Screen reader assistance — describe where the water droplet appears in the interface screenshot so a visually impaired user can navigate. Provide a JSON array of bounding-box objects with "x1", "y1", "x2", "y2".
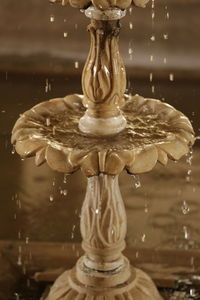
[
  {"x1": 129, "y1": 22, "x2": 133, "y2": 30},
  {"x1": 163, "y1": 33, "x2": 168, "y2": 40},
  {"x1": 150, "y1": 35, "x2": 155, "y2": 42},
  {"x1": 52, "y1": 125, "x2": 56, "y2": 136},
  {"x1": 132, "y1": 175, "x2": 141, "y2": 189},
  {"x1": 128, "y1": 48, "x2": 133, "y2": 55},
  {"x1": 149, "y1": 72, "x2": 153, "y2": 82},
  {"x1": 190, "y1": 289, "x2": 197, "y2": 297},
  {"x1": 183, "y1": 226, "x2": 189, "y2": 240},
  {"x1": 50, "y1": 15, "x2": 55, "y2": 23},
  {"x1": 64, "y1": 32, "x2": 68, "y2": 38},
  {"x1": 63, "y1": 174, "x2": 69, "y2": 184},
  {"x1": 75, "y1": 61, "x2": 79, "y2": 69},
  {"x1": 144, "y1": 203, "x2": 149, "y2": 213},
  {"x1": 17, "y1": 199, "x2": 22, "y2": 209},
  {"x1": 63, "y1": 189, "x2": 68, "y2": 196},
  {"x1": 169, "y1": 73, "x2": 174, "y2": 81},
  {"x1": 186, "y1": 149, "x2": 193, "y2": 166},
  {"x1": 141, "y1": 234, "x2": 146, "y2": 242},
  {"x1": 46, "y1": 118, "x2": 51, "y2": 126},
  {"x1": 17, "y1": 255, "x2": 22, "y2": 266},
  {"x1": 45, "y1": 78, "x2": 51, "y2": 93},
  {"x1": 11, "y1": 146, "x2": 16, "y2": 154},
  {"x1": 14, "y1": 293, "x2": 20, "y2": 300},
  {"x1": 49, "y1": 195, "x2": 54, "y2": 202},
  {"x1": 182, "y1": 201, "x2": 190, "y2": 215}
]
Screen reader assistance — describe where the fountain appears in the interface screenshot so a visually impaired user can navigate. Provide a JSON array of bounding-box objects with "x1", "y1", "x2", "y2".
[{"x1": 11, "y1": 0, "x2": 195, "y2": 299}]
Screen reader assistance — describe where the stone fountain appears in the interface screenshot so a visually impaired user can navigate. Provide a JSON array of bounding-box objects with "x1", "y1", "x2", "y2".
[{"x1": 11, "y1": 0, "x2": 195, "y2": 299}]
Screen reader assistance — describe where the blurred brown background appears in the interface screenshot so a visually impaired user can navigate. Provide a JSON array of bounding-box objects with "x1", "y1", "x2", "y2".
[
  {"x1": 0, "y1": 0, "x2": 200, "y2": 77},
  {"x1": 0, "y1": 0, "x2": 200, "y2": 251}
]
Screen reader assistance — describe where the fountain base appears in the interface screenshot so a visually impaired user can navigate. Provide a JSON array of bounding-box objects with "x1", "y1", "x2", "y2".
[{"x1": 46, "y1": 266, "x2": 163, "y2": 300}]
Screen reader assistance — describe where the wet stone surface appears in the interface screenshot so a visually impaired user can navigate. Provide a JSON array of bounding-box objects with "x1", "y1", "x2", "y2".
[{"x1": 14, "y1": 95, "x2": 178, "y2": 152}]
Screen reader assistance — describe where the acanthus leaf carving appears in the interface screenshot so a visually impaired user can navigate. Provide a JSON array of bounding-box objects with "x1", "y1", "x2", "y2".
[
  {"x1": 81, "y1": 175, "x2": 127, "y2": 250},
  {"x1": 82, "y1": 20, "x2": 126, "y2": 113}
]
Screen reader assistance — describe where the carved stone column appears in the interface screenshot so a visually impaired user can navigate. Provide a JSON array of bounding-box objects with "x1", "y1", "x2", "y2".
[
  {"x1": 79, "y1": 8, "x2": 127, "y2": 136},
  {"x1": 46, "y1": 173, "x2": 164, "y2": 299},
  {"x1": 77, "y1": 175, "x2": 130, "y2": 288}
]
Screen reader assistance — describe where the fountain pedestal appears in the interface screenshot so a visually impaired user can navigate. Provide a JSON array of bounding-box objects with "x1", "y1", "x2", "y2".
[
  {"x1": 46, "y1": 174, "x2": 162, "y2": 299},
  {"x1": 11, "y1": 1, "x2": 195, "y2": 299}
]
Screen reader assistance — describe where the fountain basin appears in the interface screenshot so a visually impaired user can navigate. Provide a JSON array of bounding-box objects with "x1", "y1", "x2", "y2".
[{"x1": 12, "y1": 94, "x2": 194, "y2": 177}]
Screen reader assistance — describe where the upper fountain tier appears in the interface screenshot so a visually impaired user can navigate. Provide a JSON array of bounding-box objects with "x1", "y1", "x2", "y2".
[
  {"x1": 12, "y1": 94, "x2": 195, "y2": 177},
  {"x1": 50, "y1": 0, "x2": 150, "y2": 9}
]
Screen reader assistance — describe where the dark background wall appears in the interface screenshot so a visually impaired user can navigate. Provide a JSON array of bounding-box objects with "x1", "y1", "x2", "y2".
[{"x1": 0, "y1": 0, "x2": 200, "y2": 78}]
